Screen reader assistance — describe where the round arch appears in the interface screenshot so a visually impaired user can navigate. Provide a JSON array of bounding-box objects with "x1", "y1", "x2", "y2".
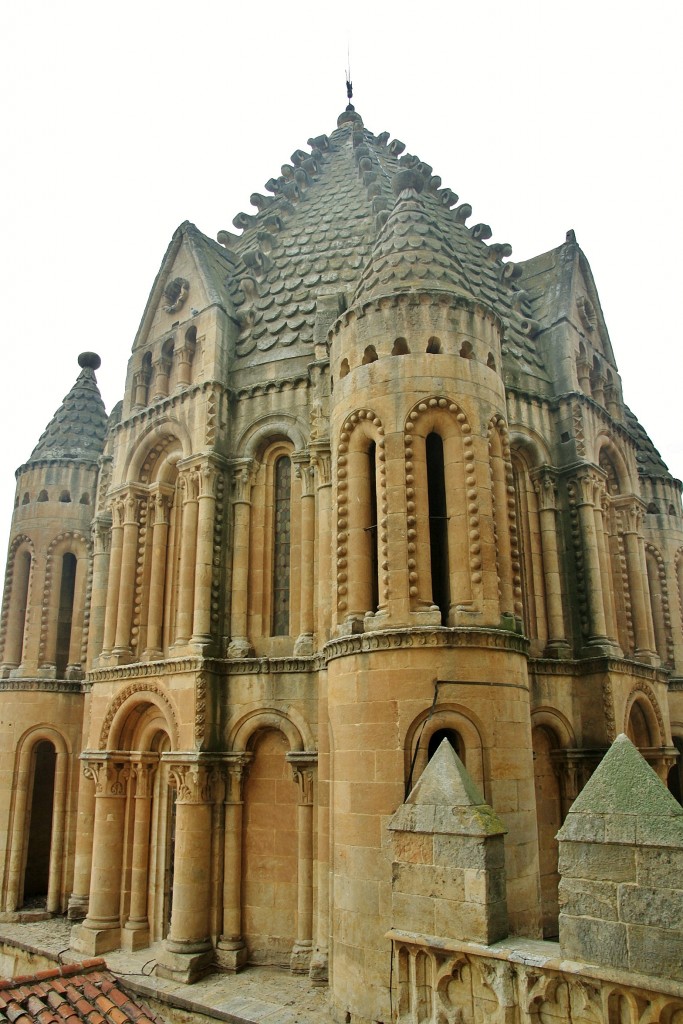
[
  {"x1": 623, "y1": 687, "x2": 664, "y2": 748},
  {"x1": 404, "y1": 703, "x2": 486, "y2": 794},
  {"x1": 228, "y1": 706, "x2": 314, "y2": 753},
  {"x1": 595, "y1": 434, "x2": 633, "y2": 494},
  {"x1": 509, "y1": 427, "x2": 552, "y2": 469},
  {"x1": 4, "y1": 725, "x2": 71, "y2": 914},
  {"x1": 531, "y1": 707, "x2": 576, "y2": 749},
  {"x1": 123, "y1": 420, "x2": 192, "y2": 483},
  {"x1": 100, "y1": 684, "x2": 180, "y2": 751},
  {"x1": 237, "y1": 414, "x2": 308, "y2": 458}
]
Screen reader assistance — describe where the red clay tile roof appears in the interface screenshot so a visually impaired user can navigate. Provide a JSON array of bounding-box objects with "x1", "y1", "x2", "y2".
[{"x1": 0, "y1": 961, "x2": 165, "y2": 1024}]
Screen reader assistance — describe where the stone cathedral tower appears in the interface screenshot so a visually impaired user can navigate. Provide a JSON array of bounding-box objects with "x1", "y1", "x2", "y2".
[{"x1": 1, "y1": 104, "x2": 683, "y2": 1023}]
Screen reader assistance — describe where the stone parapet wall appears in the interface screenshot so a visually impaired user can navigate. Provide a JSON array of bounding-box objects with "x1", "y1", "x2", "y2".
[{"x1": 389, "y1": 931, "x2": 683, "y2": 1024}]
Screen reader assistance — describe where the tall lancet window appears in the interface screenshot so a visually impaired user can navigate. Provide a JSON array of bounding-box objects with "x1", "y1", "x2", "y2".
[
  {"x1": 55, "y1": 553, "x2": 77, "y2": 677},
  {"x1": 367, "y1": 442, "x2": 379, "y2": 614},
  {"x1": 426, "y1": 432, "x2": 450, "y2": 624},
  {"x1": 272, "y1": 455, "x2": 292, "y2": 635}
]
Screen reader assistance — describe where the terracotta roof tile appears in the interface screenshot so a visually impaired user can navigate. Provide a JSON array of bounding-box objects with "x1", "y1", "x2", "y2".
[{"x1": 0, "y1": 963, "x2": 164, "y2": 1024}]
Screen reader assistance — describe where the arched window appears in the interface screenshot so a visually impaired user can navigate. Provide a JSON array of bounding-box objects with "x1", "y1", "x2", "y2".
[
  {"x1": 426, "y1": 337, "x2": 441, "y2": 354},
  {"x1": 5, "y1": 548, "x2": 32, "y2": 667},
  {"x1": 426, "y1": 433, "x2": 450, "y2": 624},
  {"x1": 668, "y1": 737, "x2": 683, "y2": 805},
  {"x1": 489, "y1": 420, "x2": 515, "y2": 619},
  {"x1": 272, "y1": 455, "x2": 292, "y2": 636},
  {"x1": 532, "y1": 725, "x2": 562, "y2": 938},
  {"x1": 427, "y1": 727, "x2": 463, "y2": 761},
  {"x1": 392, "y1": 337, "x2": 410, "y2": 355},
  {"x1": 23, "y1": 741, "x2": 56, "y2": 906},
  {"x1": 362, "y1": 345, "x2": 378, "y2": 364},
  {"x1": 646, "y1": 547, "x2": 669, "y2": 664},
  {"x1": 339, "y1": 422, "x2": 382, "y2": 624},
  {"x1": 55, "y1": 553, "x2": 77, "y2": 677}
]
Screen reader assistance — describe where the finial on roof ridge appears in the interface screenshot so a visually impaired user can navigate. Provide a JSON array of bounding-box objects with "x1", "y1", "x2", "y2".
[
  {"x1": 393, "y1": 168, "x2": 424, "y2": 196},
  {"x1": 78, "y1": 352, "x2": 101, "y2": 371}
]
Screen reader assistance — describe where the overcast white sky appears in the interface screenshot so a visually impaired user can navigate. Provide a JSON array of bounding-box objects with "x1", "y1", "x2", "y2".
[{"x1": 1, "y1": 1, "x2": 681, "y2": 550}]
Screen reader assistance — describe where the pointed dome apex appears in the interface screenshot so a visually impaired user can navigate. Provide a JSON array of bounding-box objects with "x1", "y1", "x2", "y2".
[
  {"x1": 27, "y1": 353, "x2": 108, "y2": 465},
  {"x1": 352, "y1": 168, "x2": 474, "y2": 306}
]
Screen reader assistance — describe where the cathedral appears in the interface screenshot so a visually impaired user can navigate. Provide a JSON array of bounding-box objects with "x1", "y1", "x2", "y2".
[{"x1": 1, "y1": 102, "x2": 682, "y2": 1023}]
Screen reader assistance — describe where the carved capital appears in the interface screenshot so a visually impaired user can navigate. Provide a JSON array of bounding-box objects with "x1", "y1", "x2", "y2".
[
  {"x1": 293, "y1": 451, "x2": 315, "y2": 497},
  {"x1": 82, "y1": 756, "x2": 130, "y2": 798},
  {"x1": 531, "y1": 466, "x2": 557, "y2": 512},
  {"x1": 230, "y1": 459, "x2": 255, "y2": 503},
  {"x1": 198, "y1": 462, "x2": 219, "y2": 498},
  {"x1": 568, "y1": 468, "x2": 602, "y2": 507},
  {"x1": 150, "y1": 490, "x2": 170, "y2": 526},
  {"x1": 110, "y1": 498, "x2": 126, "y2": 528},
  {"x1": 613, "y1": 496, "x2": 645, "y2": 534},
  {"x1": 224, "y1": 752, "x2": 253, "y2": 802},
  {"x1": 131, "y1": 757, "x2": 158, "y2": 798},
  {"x1": 286, "y1": 751, "x2": 317, "y2": 804},
  {"x1": 165, "y1": 759, "x2": 222, "y2": 803},
  {"x1": 123, "y1": 493, "x2": 139, "y2": 525},
  {"x1": 310, "y1": 442, "x2": 332, "y2": 487},
  {"x1": 92, "y1": 516, "x2": 112, "y2": 554}
]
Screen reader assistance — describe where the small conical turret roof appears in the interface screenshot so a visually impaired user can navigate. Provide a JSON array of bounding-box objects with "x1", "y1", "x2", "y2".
[
  {"x1": 352, "y1": 168, "x2": 474, "y2": 306},
  {"x1": 28, "y1": 352, "x2": 108, "y2": 464}
]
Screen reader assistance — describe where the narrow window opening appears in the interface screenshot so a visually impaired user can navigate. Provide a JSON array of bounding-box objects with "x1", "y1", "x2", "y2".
[
  {"x1": 10, "y1": 551, "x2": 31, "y2": 666},
  {"x1": 79, "y1": 493, "x2": 90, "y2": 505},
  {"x1": 22, "y1": 493, "x2": 30, "y2": 505},
  {"x1": 426, "y1": 433, "x2": 450, "y2": 624},
  {"x1": 427, "y1": 728, "x2": 463, "y2": 762},
  {"x1": 272, "y1": 456, "x2": 291, "y2": 636},
  {"x1": 668, "y1": 737, "x2": 683, "y2": 805},
  {"x1": 37, "y1": 490, "x2": 48, "y2": 502},
  {"x1": 367, "y1": 442, "x2": 379, "y2": 613},
  {"x1": 459, "y1": 340, "x2": 473, "y2": 359},
  {"x1": 23, "y1": 741, "x2": 56, "y2": 906},
  {"x1": 426, "y1": 337, "x2": 441, "y2": 354},
  {"x1": 55, "y1": 553, "x2": 77, "y2": 677},
  {"x1": 340, "y1": 358, "x2": 350, "y2": 378},
  {"x1": 392, "y1": 337, "x2": 410, "y2": 355},
  {"x1": 487, "y1": 352, "x2": 496, "y2": 370},
  {"x1": 362, "y1": 345, "x2": 378, "y2": 364},
  {"x1": 59, "y1": 490, "x2": 71, "y2": 503}
]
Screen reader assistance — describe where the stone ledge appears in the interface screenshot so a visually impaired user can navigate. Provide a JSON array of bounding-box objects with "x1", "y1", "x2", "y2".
[{"x1": 386, "y1": 929, "x2": 683, "y2": 999}]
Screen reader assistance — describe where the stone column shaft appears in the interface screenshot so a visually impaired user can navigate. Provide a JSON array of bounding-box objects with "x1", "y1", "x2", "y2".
[
  {"x1": 68, "y1": 767, "x2": 96, "y2": 920},
  {"x1": 228, "y1": 461, "x2": 253, "y2": 657},
  {"x1": 46, "y1": 751, "x2": 68, "y2": 913},
  {"x1": 192, "y1": 469, "x2": 217, "y2": 642},
  {"x1": 114, "y1": 497, "x2": 139, "y2": 653},
  {"x1": 538, "y1": 505, "x2": 566, "y2": 644},
  {"x1": 156, "y1": 760, "x2": 216, "y2": 985},
  {"x1": 595, "y1": 503, "x2": 619, "y2": 642},
  {"x1": 72, "y1": 758, "x2": 130, "y2": 955},
  {"x1": 577, "y1": 497, "x2": 608, "y2": 641},
  {"x1": 295, "y1": 456, "x2": 315, "y2": 653},
  {"x1": 175, "y1": 478, "x2": 198, "y2": 645},
  {"x1": 146, "y1": 498, "x2": 169, "y2": 656},
  {"x1": 87, "y1": 518, "x2": 111, "y2": 662},
  {"x1": 288, "y1": 755, "x2": 316, "y2": 974},
  {"x1": 101, "y1": 517, "x2": 124, "y2": 653},
  {"x1": 217, "y1": 757, "x2": 250, "y2": 971},
  {"x1": 625, "y1": 528, "x2": 654, "y2": 656},
  {"x1": 125, "y1": 762, "x2": 156, "y2": 937}
]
